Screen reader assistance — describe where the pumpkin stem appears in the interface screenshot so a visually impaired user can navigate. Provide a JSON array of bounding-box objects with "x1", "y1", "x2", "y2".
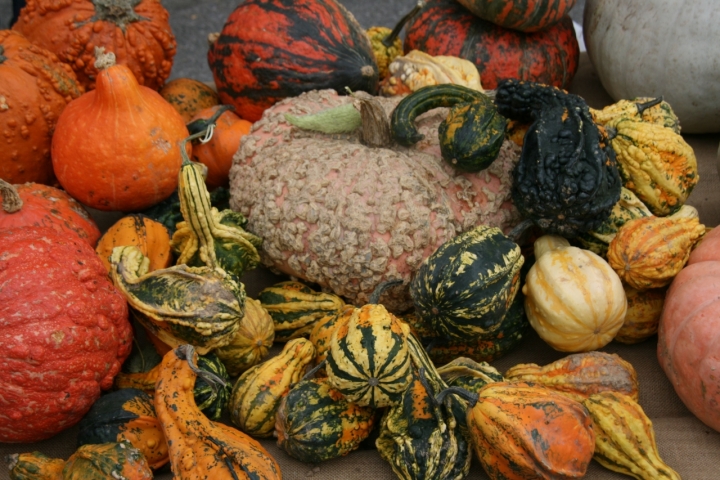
[
  {"x1": 381, "y1": 1, "x2": 425, "y2": 48},
  {"x1": 178, "y1": 345, "x2": 228, "y2": 395},
  {"x1": 0, "y1": 178, "x2": 23, "y2": 213},
  {"x1": 368, "y1": 279, "x2": 404, "y2": 304},
  {"x1": 353, "y1": 91, "x2": 393, "y2": 148},
  {"x1": 187, "y1": 105, "x2": 235, "y2": 136},
  {"x1": 82, "y1": 0, "x2": 149, "y2": 33},
  {"x1": 93, "y1": 47, "x2": 116, "y2": 70},
  {"x1": 435, "y1": 386, "x2": 478, "y2": 408},
  {"x1": 284, "y1": 103, "x2": 362, "y2": 134},
  {"x1": 507, "y1": 218, "x2": 535, "y2": 244},
  {"x1": 635, "y1": 96, "x2": 664, "y2": 116},
  {"x1": 300, "y1": 358, "x2": 327, "y2": 382}
]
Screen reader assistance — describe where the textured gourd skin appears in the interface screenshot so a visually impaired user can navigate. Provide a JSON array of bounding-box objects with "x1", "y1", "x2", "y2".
[
  {"x1": 229, "y1": 338, "x2": 316, "y2": 437},
  {"x1": 437, "y1": 357, "x2": 504, "y2": 392},
  {"x1": 583, "y1": 392, "x2": 681, "y2": 480},
  {"x1": 62, "y1": 441, "x2": 153, "y2": 480},
  {"x1": 456, "y1": 0, "x2": 576, "y2": 32},
  {"x1": 505, "y1": 351, "x2": 640, "y2": 403},
  {"x1": 154, "y1": 346, "x2": 282, "y2": 479},
  {"x1": 95, "y1": 215, "x2": 173, "y2": 273},
  {"x1": 590, "y1": 97, "x2": 681, "y2": 133},
  {"x1": 275, "y1": 378, "x2": 375, "y2": 463},
  {"x1": 366, "y1": 26, "x2": 403, "y2": 80},
  {"x1": 160, "y1": 78, "x2": 220, "y2": 123},
  {"x1": 615, "y1": 286, "x2": 666, "y2": 344},
  {"x1": 494, "y1": 79, "x2": 585, "y2": 123},
  {"x1": 7, "y1": 452, "x2": 65, "y2": 480}
]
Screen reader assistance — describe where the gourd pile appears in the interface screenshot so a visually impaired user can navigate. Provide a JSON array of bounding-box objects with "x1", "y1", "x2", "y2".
[{"x1": 1, "y1": 0, "x2": 717, "y2": 479}]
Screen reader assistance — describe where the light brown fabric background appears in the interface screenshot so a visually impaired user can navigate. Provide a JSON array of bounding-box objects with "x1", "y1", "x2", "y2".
[{"x1": 3, "y1": 53, "x2": 720, "y2": 479}]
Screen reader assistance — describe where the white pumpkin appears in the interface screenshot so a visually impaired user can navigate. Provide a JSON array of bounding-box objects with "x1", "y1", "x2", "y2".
[
  {"x1": 523, "y1": 235, "x2": 627, "y2": 352},
  {"x1": 584, "y1": 0, "x2": 720, "y2": 133}
]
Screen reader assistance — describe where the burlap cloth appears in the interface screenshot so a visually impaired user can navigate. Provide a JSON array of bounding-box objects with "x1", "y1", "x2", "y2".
[{"x1": 3, "y1": 53, "x2": 720, "y2": 479}]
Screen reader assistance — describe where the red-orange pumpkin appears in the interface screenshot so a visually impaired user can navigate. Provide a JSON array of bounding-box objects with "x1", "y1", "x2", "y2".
[
  {"x1": 12, "y1": 0, "x2": 176, "y2": 91},
  {"x1": 455, "y1": 0, "x2": 577, "y2": 32}
]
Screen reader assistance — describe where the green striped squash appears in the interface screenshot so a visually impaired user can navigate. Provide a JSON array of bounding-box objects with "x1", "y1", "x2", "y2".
[
  {"x1": 193, "y1": 353, "x2": 232, "y2": 421},
  {"x1": 325, "y1": 304, "x2": 413, "y2": 409},
  {"x1": 436, "y1": 357, "x2": 504, "y2": 393},
  {"x1": 410, "y1": 224, "x2": 524, "y2": 341},
  {"x1": 275, "y1": 378, "x2": 375, "y2": 463},
  {"x1": 258, "y1": 281, "x2": 346, "y2": 342},
  {"x1": 309, "y1": 304, "x2": 355, "y2": 370}
]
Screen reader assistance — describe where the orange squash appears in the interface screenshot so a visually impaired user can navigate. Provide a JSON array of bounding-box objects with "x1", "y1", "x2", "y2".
[
  {"x1": 160, "y1": 78, "x2": 220, "y2": 123},
  {"x1": 95, "y1": 215, "x2": 173, "y2": 273},
  {"x1": 51, "y1": 49, "x2": 189, "y2": 212}
]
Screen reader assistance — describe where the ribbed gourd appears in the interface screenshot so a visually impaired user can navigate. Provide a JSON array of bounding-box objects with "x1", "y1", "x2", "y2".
[
  {"x1": 590, "y1": 97, "x2": 681, "y2": 133},
  {"x1": 309, "y1": 304, "x2": 356, "y2": 370},
  {"x1": 410, "y1": 224, "x2": 524, "y2": 342},
  {"x1": 257, "y1": 281, "x2": 346, "y2": 342},
  {"x1": 614, "y1": 285, "x2": 666, "y2": 344},
  {"x1": 229, "y1": 338, "x2": 316, "y2": 437},
  {"x1": 436, "y1": 357, "x2": 504, "y2": 392},
  {"x1": 62, "y1": 441, "x2": 153, "y2": 480},
  {"x1": 583, "y1": 392, "x2": 681, "y2": 480},
  {"x1": 275, "y1": 377, "x2": 376, "y2": 463}
]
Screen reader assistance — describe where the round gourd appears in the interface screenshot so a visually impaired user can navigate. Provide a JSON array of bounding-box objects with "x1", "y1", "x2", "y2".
[
  {"x1": 615, "y1": 285, "x2": 666, "y2": 344},
  {"x1": 584, "y1": 0, "x2": 720, "y2": 133},
  {"x1": 160, "y1": 77, "x2": 220, "y2": 123},
  {"x1": 95, "y1": 215, "x2": 173, "y2": 273},
  {"x1": 522, "y1": 235, "x2": 627, "y2": 352},
  {"x1": 456, "y1": 0, "x2": 576, "y2": 32}
]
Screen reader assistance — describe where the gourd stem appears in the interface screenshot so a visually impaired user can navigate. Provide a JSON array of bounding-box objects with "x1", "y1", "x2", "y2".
[
  {"x1": 301, "y1": 358, "x2": 327, "y2": 382},
  {"x1": 353, "y1": 91, "x2": 393, "y2": 148},
  {"x1": 368, "y1": 279, "x2": 404, "y2": 304},
  {"x1": 435, "y1": 386, "x2": 478, "y2": 408},
  {"x1": 93, "y1": 46, "x2": 116, "y2": 70},
  {"x1": 187, "y1": 104, "x2": 235, "y2": 135},
  {"x1": 418, "y1": 367, "x2": 439, "y2": 408},
  {"x1": 176, "y1": 344, "x2": 228, "y2": 394},
  {"x1": 0, "y1": 178, "x2": 22, "y2": 213},
  {"x1": 635, "y1": 96, "x2": 663, "y2": 115},
  {"x1": 381, "y1": 1, "x2": 425, "y2": 48},
  {"x1": 507, "y1": 218, "x2": 535, "y2": 243},
  {"x1": 179, "y1": 130, "x2": 217, "y2": 165}
]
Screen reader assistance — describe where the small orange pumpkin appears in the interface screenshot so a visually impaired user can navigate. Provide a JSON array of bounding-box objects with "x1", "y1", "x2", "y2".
[
  {"x1": 95, "y1": 214, "x2": 173, "y2": 273},
  {"x1": 160, "y1": 78, "x2": 220, "y2": 123}
]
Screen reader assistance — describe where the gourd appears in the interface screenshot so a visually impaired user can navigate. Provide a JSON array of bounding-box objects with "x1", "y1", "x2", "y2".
[
  {"x1": 504, "y1": 351, "x2": 640, "y2": 402},
  {"x1": 583, "y1": 392, "x2": 681, "y2": 479},
  {"x1": 214, "y1": 297, "x2": 275, "y2": 377},
  {"x1": 229, "y1": 338, "x2": 316, "y2": 437},
  {"x1": 688, "y1": 224, "x2": 720, "y2": 265},
  {"x1": 207, "y1": 0, "x2": 378, "y2": 122},
  {"x1": 275, "y1": 377, "x2": 376, "y2": 463},
  {"x1": 523, "y1": 235, "x2": 627, "y2": 352},
  {"x1": 7, "y1": 452, "x2": 65, "y2": 480},
  {"x1": 0, "y1": 179, "x2": 100, "y2": 246},
  {"x1": 154, "y1": 345, "x2": 283, "y2": 479},
  {"x1": 590, "y1": 97, "x2": 681, "y2": 133},
  {"x1": 436, "y1": 357, "x2": 504, "y2": 392},
  {"x1": 0, "y1": 30, "x2": 83, "y2": 185},
  {"x1": 615, "y1": 285, "x2": 666, "y2": 344},
  {"x1": 257, "y1": 281, "x2": 346, "y2": 342},
  {"x1": 62, "y1": 441, "x2": 153, "y2": 480},
  {"x1": 76, "y1": 388, "x2": 168, "y2": 469},
  {"x1": 366, "y1": 2, "x2": 424, "y2": 80},
  {"x1": 456, "y1": 0, "x2": 576, "y2": 32},
  {"x1": 95, "y1": 214, "x2": 173, "y2": 273},
  {"x1": 584, "y1": 0, "x2": 720, "y2": 133},
  {"x1": 309, "y1": 304, "x2": 356, "y2": 369},
  {"x1": 0, "y1": 226, "x2": 132, "y2": 443},
  {"x1": 607, "y1": 216, "x2": 705, "y2": 290},
  {"x1": 160, "y1": 77, "x2": 220, "y2": 123},
  {"x1": 141, "y1": 186, "x2": 231, "y2": 236},
  {"x1": 13, "y1": 0, "x2": 176, "y2": 90},
  {"x1": 51, "y1": 49, "x2": 189, "y2": 212},
  {"x1": 403, "y1": 0, "x2": 579, "y2": 89},
  {"x1": 409, "y1": 224, "x2": 524, "y2": 341}
]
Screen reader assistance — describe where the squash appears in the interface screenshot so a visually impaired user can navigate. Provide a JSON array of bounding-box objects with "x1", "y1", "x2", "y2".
[
  {"x1": 160, "y1": 77, "x2": 220, "y2": 123},
  {"x1": 51, "y1": 49, "x2": 189, "y2": 212},
  {"x1": 409, "y1": 224, "x2": 524, "y2": 341},
  {"x1": 607, "y1": 216, "x2": 705, "y2": 290},
  {"x1": 76, "y1": 388, "x2": 168, "y2": 470},
  {"x1": 436, "y1": 357, "x2": 504, "y2": 392},
  {"x1": 366, "y1": 2, "x2": 425, "y2": 80},
  {"x1": 0, "y1": 179, "x2": 100, "y2": 246},
  {"x1": 456, "y1": 0, "x2": 576, "y2": 32},
  {"x1": 615, "y1": 285, "x2": 666, "y2": 344},
  {"x1": 584, "y1": 0, "x2": 720, "y2": 133},
  {"x1": 583, "y1": 392, "x2": 681, "y2": 479},
  {"x1": 523, "y1": 235, "x2": 627, "y2": 352},
  {"x1": 590, "y1": 97, "x2": 681, "y2": 133},
  {"x1": 0, "y1": 226, "x2": 132, "y2": 443},
  {"x1": 275, "y1": 377, "x2": 375, "y2": 463},
  {"x1": 7, "y1": 452, "x2": 65, "y2": 480},
  {"x1": 404, "y1": 0, "x2": 579, "y2": 89},
  {"x1": 95, "y1": 215, "x2": 173, "y2": 273},
  {"x1": 62, "y1": 441, "x2": 153, "y2": 480},
  {"x1": 207, "y1": 0, "x2": 378, "y2": 122},
  {"x1": 13, "y1": 0, "x2": 176, "y2": 91},
  {"x1": 0, "y1": 30, "x2": 83, "y2": 186},
  {"x1": 154, "y1": 345, "x2": 282, "y2": 479},
  {"x1": 229, "y1": 338, "x2": 316, "y2": 438},
  {"x1": 140, "y1": 186, "x2": 231, "y2": 237},
  {"x1": 309, "y1": 304, "x2": 356, "y2": 370}
]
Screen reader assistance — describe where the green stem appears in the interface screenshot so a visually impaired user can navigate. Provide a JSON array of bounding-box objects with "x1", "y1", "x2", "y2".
[
  {"x1": 368, "y1": 279, "x2": 404, "y2": 304},
  {"x1": 435, "y1": 386, "x2": 478, "y2": 408},
  {"x1": 635, "y1": 96, "x2": 663, "y2": 116},
  {"x1": 381, "y1": 1, "x2": 425, "y2": 48},
  {"x1": 187, "y1": 104, "x2": 235, "y2": 135}
]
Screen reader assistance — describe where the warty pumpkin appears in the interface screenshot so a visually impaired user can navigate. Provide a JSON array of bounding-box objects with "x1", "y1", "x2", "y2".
[
  {"x1": 51, "y1": 49, "x2": 189, "y2": 212},
  {"x1": 160, "y1": 77, "x2": 220, "y2": 123},
  {"x1": 0, "y1": 30, "x2": 83, "y2": 185},
  {"x1": 95, "y1": 214, "x2": 172, "y2": 273},
  {"x1": 12, "y1": 0, "x2": 176, "y2": 90}
]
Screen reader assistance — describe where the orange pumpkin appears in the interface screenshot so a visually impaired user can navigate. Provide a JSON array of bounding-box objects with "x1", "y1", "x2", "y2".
[
  {"x1": 95, "y1": 214, "x2": 173, "y2": 273},
  {"x1": 51, "y1": 50, "x2": 189, "y2": 212},
  {"x1": 189, "y1": 105, "x2": 253, "y2": 189},
  {"x1": 0, "y1": 30, "x2": 84, "y2": 185},
  {"x1": 12, "y1": 0, "x2": 176, "y2": 91},
  {"x1": 160, "y1": 78, "x2": 220, "y2": 123}
]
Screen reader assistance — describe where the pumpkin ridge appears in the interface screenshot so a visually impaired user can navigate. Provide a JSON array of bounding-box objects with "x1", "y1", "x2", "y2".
[{"x1": 665, "y1": 291, "x2": 720, "y2": 361}]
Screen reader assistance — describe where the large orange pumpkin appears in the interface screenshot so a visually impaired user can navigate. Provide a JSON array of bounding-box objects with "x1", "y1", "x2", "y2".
[
  {"x1": 0, "y1": 30, "x2": 84, "y2": 185},
  {"x1": 12, "y1": 0, "x2": 176, "y2": 91}
]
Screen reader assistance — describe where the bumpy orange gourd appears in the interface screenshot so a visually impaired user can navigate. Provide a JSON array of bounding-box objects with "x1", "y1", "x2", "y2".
[
  {"x1": 51, "y1": 50, "x2": 189, "y2": 211},
  {"x1": 95, "y1": 215, "x2": 173, "y2": 273},
  {"x1": 12, "y1": 0, "x2": 176, "y2": 91},
  {"x1": 160, "y1": 78, "x2": 220, "y2": 123},
  {"x1": 0, "y1": 30, "x2": 83, "y2": 185}
]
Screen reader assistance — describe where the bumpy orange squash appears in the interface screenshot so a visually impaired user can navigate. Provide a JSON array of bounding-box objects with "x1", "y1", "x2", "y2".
[{"x1": 95, "y1": 215, "x2": 173, "y2": 273}]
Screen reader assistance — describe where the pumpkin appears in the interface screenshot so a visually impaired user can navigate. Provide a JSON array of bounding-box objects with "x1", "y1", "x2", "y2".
[
  {"x1": 0, "y1": 30, "x2": 83, "y2": 185},
  {"x1": 0, "y1": 226, "x2": 132, "y2": 443},
  {"x1": 257, "y1": 281, "x2": 346, "y2": 342},
  {"x1": 51, "y1": 49, "x2": 189, "y2": 212},
  {"x1": 76, "y1": 388, "x2": 168, "y2": 470},
  {"x1": 12, "y1": 0, "x2": 176, "y2": 91},
  {"x1": 188, "y1": 105, "x2": 253, "y2": 190},
  {"x1": 275, "y1": 377, "x2": 376, "y2": 463},
  {"x1": 0, "y1": 179, "x2": 100, "y2": 246},
  {"x1": 229, "y1": 88, "x2": 522, "y2": 312},
  {"x1": 214, "y1": 297, "x2": 275, "y2": 377},
  {"x1": 7, "y1": 452, "x2": 65, "y2": 480},
  {"x1": 95, "y1": 214, "x2": 172, "y2": 273},
  {"x1": 584, "y1": 0, "x2": 720, "y2": 133},
  {"x1": 404, "y1": 0, "x2": 579, "y2": 90},
  {"x1": 207, "y1": 0, "x2": 379, "y2": 122},
  {"x1": 456, "y1": 0, "x2": 577, "y2": 32},
  {"x1": 657, "y1": 259, "x2": 720, "y2": 432},
  {"x1": 154, "y1": 345, "x2": 283, "y2": 479},
  {"x1": 523, "y1": 235, "x2": 627, "y2": 352},
  {"x1": 615, "y1": 285, "x2": 666, "y2": 344},
  {"x1": 229, "y1": 338, "x2": 316, "y2": 438},
  {"x1": 688, "y1": 223, "x2": 720, "y2": 265},
  {"x1": 607, "y1": 216, "x2": 705, "y2": 290},
  {"x1": 61, "y1": 441, "x2": 153, "y2": 480},
  {"x1": 583, "y1": 392, "x2": 681, "y2": 479},
  {"x1": 160, "y1": 77, "x2": 220, "y2": 123}
]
